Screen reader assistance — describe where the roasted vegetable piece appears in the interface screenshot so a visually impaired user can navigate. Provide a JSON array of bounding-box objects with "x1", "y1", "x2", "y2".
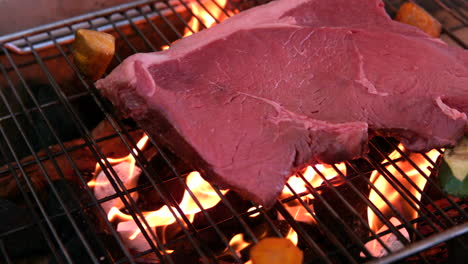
[
  {"x1": 439, "y1": 136, "x2": 468, "y2": 197},
  {"x1": 72, "y1": 29, "x2": 115, "y2": 80},
  {"x1": 395, "y1": 2, "x2": 441, "y2": 37},
  {"x1": 250, "y1": 237, "x2": 303, "y2": 264}
]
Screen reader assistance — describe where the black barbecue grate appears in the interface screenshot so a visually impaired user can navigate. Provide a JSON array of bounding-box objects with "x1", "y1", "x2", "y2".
[{"x1": 0, "y1": 0, "x2": 467, "y2": 263}]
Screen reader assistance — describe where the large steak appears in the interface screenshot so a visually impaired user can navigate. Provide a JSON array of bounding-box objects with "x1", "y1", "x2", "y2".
[{"x1": 96, "y1": 0, "x2": 468, "y2": 207}]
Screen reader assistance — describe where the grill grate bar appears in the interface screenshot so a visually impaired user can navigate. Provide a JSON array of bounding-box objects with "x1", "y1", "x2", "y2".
[
  {"x1": 180, "y1": 0, "x2": 219, "y2": 27},
  {"x1": 0, "y1": 91, "x2": 91, "y2": 122},
  {"x1": 365, "y1": 222, "x2": 468, "y2": 264},
  {"x1": 0, "y1": 144, "x2": 67, "y2": 264},
  {"x1": 303, "y1": 166, "x2": 392, "y2": 258},
  {"x1": 148, "y1": 3, "x2": 185, "y2": 39},
  {"x1": 0, "y1": 0, "x2": 467, "y2": 263},
  {"x1": 44, "y1": 30, "x2": 212, "y2": 264},
  {"x1": 136, "y1": 7, "x2": 173, "y2": 47},
  {"x1": 97, "y1": 3, "x2": 298, "y2": 262},
  {"x1": 285, "y1": 180, "x2": 362, "y2": 262},
  {"x1": 367, "y1": 141, "x2": 463, "y2": 233},
  {"x1": 385, "y1": 0, "x2": 468, "y2": 48},
  {"x1": 383, "y1": 138, "x2": 468, "y2": 220},
  {"x1": 0, "y1": 240, "x2": 12, "y2": 264},
  {"x1": 164, "y1": 0, "x2": 202, "y2": 35},
  {"x1": 65, "y1": 17, "x2": 249, "y2": 264},
  {"x1": 212, "y1": 185, "x2": 259, "y2": 243},
  {"x1": 365, "y1": 154, "x2": 433, "y2": 240},
  {"x1": 273, "y1": 201, "x2": 333, "y2": 264},
  {"x1": 1, "y1": 47, "x2": 113, "y2": 263},
  {"x1": 432, "y1": 0, "x2": 468, "y2": 25},
  {"x1": 59, "y1": 30, "x2": 228, "y2": 264},
  {"x1": 123, "y1": 11, "x2": 159, "y2": 51},
  {"x1": 0, "y1": 99, "x2": 74, "y2": 263},
  {"x1": 20, "y1": 34, "x2": 176, "y2": 263},
  {"x1": 98, "y1": 10, "x2": 253, "y2": 263},
  {"x1": 321, "y1": 163, "x2": 399, "y2": 254},
  {"x1": 344, "y1": 161, "x2": 419, "y2": 242}
]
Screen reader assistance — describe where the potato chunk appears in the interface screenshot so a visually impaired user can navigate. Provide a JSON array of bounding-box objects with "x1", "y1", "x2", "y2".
[
  {"x1": 72, "y1": 29, "x2": 115, "y2": 80},
  {"x1": 395, "y1": 2, "x2": 441, "y2": 37},
  {"x1": 250, "y1": 237, "x2": 303, "y2": 264}
]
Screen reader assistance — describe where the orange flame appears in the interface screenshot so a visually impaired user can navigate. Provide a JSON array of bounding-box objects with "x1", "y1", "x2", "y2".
[{"x1": 368, "y1": 144, "x2": 440, "y2": 232}]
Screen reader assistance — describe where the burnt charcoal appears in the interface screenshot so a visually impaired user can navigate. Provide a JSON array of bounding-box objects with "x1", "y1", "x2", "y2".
[
  {"x1": 137, "y1": 178, "x2": 185, "y2": 212},
  {"x1": 48, "y1": 233, "x2": 125, "y2": 264},
  {"x1": 313, "y1": 176, "x2": 370, "y2": 260},
  {"x1": 1, "y1": 82, "x2": 103, "y2": 162},
  {"x1": 192, "y1": 192, "x2": 253, "y2": 228},
  {"x1": 166, "y1": 216, "x2": 248, "y2": 255},
  {"x1": 46, "y1": 180, "x2": 88, "y2": 240},
  {"x1": 0, "y1": 198, "x2": 49, "y2": 257},
  {"x1": 147, "y1": 148, "x2": 195, "y2": 181},
  {"x1": 46, "y1": 180, "x2": 124, "y2": 264}
]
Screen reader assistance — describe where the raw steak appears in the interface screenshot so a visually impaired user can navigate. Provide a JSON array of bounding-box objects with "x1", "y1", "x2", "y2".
[{"x1": 96, "y1": 0, "x2": 468, "y2": 207}]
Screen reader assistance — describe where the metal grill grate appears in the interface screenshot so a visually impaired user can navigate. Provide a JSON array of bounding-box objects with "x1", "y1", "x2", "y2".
[{"x1": 0, "y1": 0, "x2": 467, "y2": 263}]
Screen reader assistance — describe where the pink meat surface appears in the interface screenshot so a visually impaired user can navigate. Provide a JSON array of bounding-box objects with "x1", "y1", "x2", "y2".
[{"x1": 96, "y1": 0, "x2": 468, "y2": 207}]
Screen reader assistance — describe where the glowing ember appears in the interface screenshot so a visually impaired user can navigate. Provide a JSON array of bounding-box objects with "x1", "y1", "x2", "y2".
[{"x1": 365, "y1": 144, "x2": 440, "y2": 257}]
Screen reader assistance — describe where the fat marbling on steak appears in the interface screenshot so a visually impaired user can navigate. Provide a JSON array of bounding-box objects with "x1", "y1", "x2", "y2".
[{"x1": 96, "y1": 0, "x2": 468, "y2": 207}]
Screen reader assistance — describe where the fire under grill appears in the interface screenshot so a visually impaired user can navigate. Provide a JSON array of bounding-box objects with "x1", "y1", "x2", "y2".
[{"x1": 0, "y1": 0, "x2": 467, "y2": 263}]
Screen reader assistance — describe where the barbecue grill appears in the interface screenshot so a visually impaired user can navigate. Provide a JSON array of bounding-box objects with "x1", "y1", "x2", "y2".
[{"x1": 0, "y1": 0, "x2": 467, "y2": 263}]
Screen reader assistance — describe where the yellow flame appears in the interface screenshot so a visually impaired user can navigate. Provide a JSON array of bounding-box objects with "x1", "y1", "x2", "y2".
[
  {"x1": 183, "y1": 0, "x2": 231, "y2": 37},
  {"x1": 247, "y1": 207, "x2": 260, "y2": 218},
  {"x1": 93, "y1": 133, "x2": 150, "y2": 177},
  {"x1": 108, "y1": 206, "x2": 133, "y2": 222},
  {"x1": 229, "y1": 233, "x2": 250, "y2": 252},
  {"x1": 109, "y1": 171, "x2": 227, "y2": 242},
  {"x1": 282, "y1": 163, "x2": 346, "y2": 196},
  {"x1": 368, "y1": 144, "x2": 441, "y2": 232},
  {"x1": 286, "y1": 228, "x2": 299, "y2": 246}
]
